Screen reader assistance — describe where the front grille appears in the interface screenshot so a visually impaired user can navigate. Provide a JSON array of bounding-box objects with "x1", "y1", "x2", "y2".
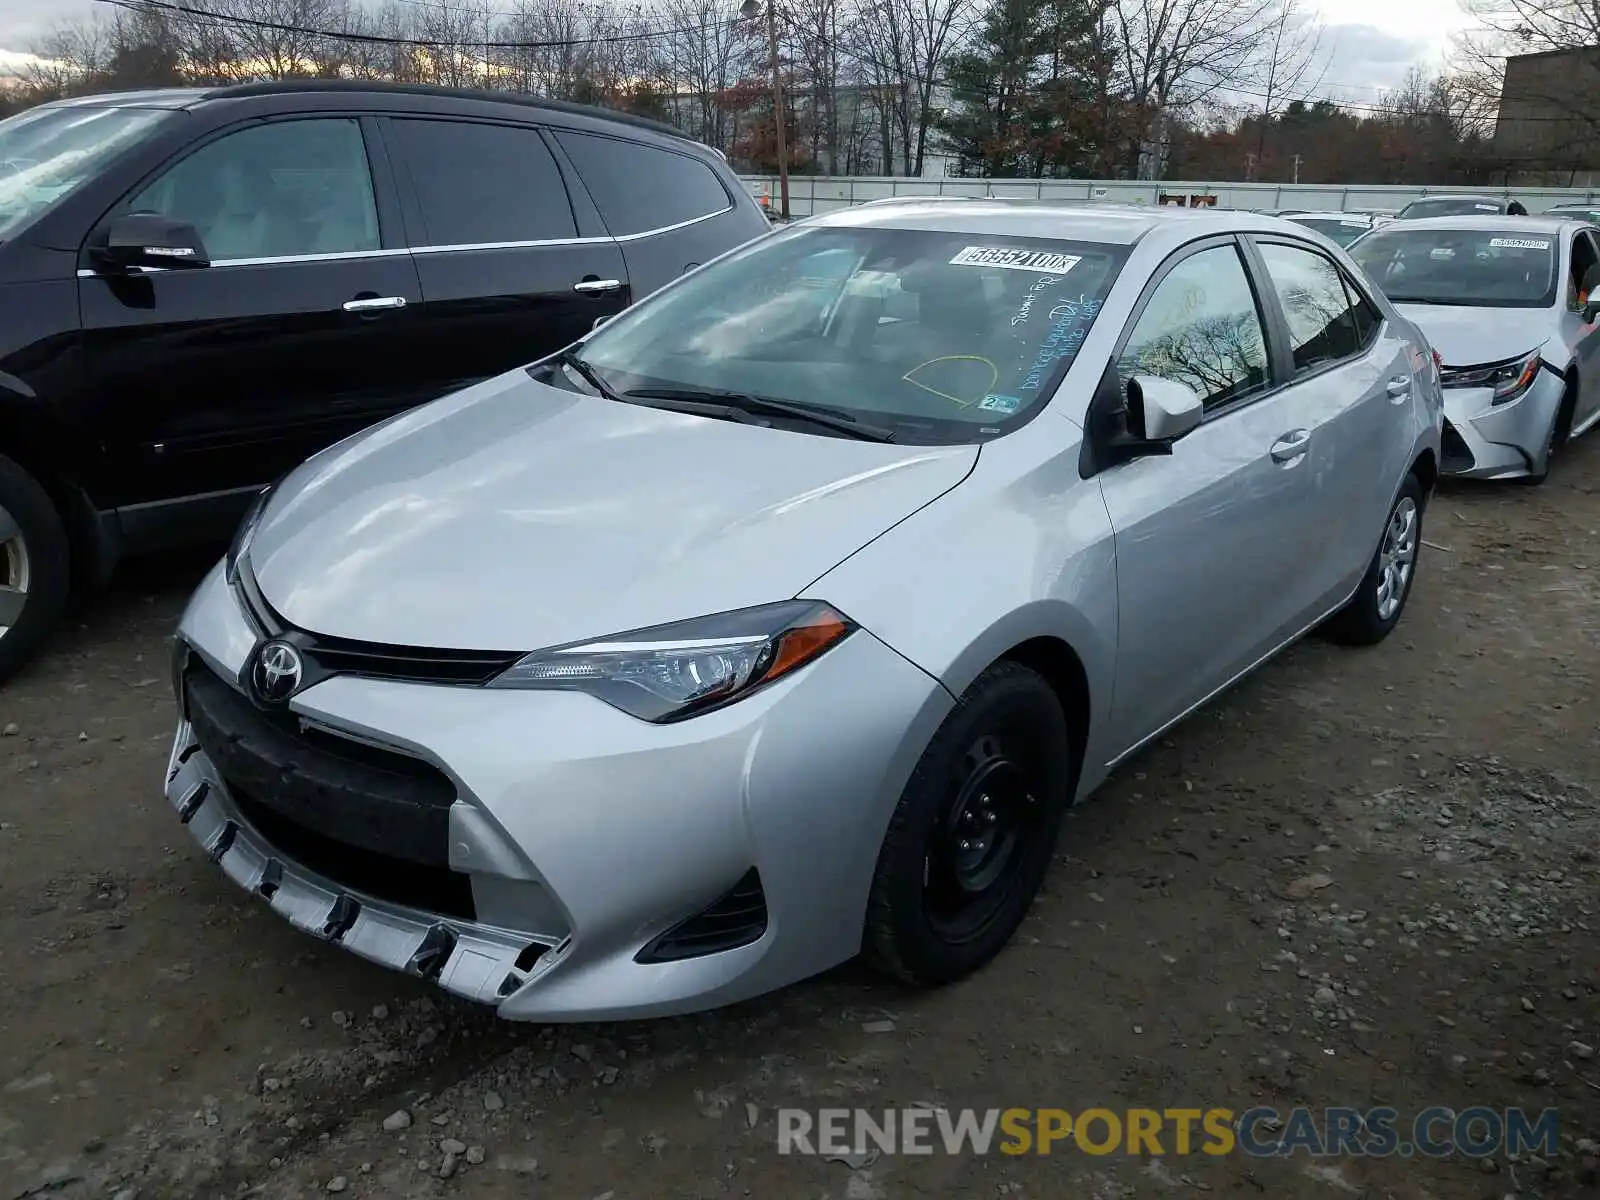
[
  {"x1": 184, "y1": 664, "x2": 456, "y2": 867},
  {"x1": 236, "y1": 563, "x2": 522, "y2": 687},
  {"x1": 636, "y1": 869, "x2": 768, "y2": 963},
  {"x1": 1441, "y1": 420, "x2": 1475, "y2": 472}
]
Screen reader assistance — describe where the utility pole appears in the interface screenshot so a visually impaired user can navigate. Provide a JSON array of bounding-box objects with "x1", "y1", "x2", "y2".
[
  {"x1": 1292, "y1": 153, "x2": 1302, "y2": 185},
  {"x1": 1244, "y1": 152, "x2": 1257, "y2": 183},
  {"x1": 741, "y1": 0, "x2": 789, "y2": 221}
]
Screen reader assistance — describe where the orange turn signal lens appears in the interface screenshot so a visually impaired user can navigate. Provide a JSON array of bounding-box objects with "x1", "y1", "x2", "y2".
[{"x1": 760, "y1": 605, "x2": 854, "y2": 685}]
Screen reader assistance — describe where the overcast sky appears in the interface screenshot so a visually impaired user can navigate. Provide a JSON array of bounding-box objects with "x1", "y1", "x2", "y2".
[{"x1": 0, "y1": 0, "x2": 1473, "y2": 99}]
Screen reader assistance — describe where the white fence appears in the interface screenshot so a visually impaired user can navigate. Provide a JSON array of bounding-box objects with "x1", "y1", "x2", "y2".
[{"x1": 738, "y1": 175, "x2": 1600, "y2": 216}]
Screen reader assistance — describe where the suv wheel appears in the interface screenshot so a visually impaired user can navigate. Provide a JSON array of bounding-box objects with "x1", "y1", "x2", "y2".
[{"x1": 0, "y1": 454, "x2": 69, "y2": 683}]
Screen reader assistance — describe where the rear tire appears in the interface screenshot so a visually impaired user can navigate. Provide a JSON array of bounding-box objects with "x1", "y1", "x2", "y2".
[
  {"x1": 863, "y1": 661, "x2": 1073, "y2": 986},
  {"x1": 1324, "y1": 472, "x2": 1424, "y2": 646},
  {"x1": 0, "y1": 454, "x2": 70, "y2": 684}
]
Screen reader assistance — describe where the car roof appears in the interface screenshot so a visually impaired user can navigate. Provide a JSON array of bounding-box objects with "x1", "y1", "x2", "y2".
[
  {"x1": 809, "y1": 198, "x2": 1322, "y2": 246},
  {"x1": 36, "y1": 80, "x2": 693, "y2": 144},
  {"x1": 1399, "y1": 195, "x2": 1507, "y2": 210},
  {"x1": 1364, "y1": 214, "x2": 1576, "y2": 235},
  {"x1": 1288, "y1": 211, "x2": 1372, "y2": 221}
]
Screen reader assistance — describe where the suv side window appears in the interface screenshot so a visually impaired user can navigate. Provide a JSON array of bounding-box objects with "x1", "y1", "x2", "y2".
[
  {"x1": 1118, "y1": 244, "x2": 1270, "y2": 414},
  {"x1": 1256, "y1": 241, "x2": 1362, "y2": 373},
  {"x1": 555, "y1": 132, "x2": 731, "y2": 236},
  {"x1": 128, "y1": 118, "x2": 379, "y2": 262},
  {"x1": 388, "y1": 119, "x2": 577, "y2": 245}
]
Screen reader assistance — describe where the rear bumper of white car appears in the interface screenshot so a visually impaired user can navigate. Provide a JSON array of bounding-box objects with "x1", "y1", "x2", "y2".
[
  {"x1": 166, "y1": 562, "x2": 951, "y2": 1021},
  {"x1": 1439, "y1": 368, "x2": 1565, "y2": 480}
]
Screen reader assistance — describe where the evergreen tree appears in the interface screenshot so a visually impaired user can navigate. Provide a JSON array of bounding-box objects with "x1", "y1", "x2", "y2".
[{"x1": 939, "y1": 0, "x2": 1112, "y2": 178}]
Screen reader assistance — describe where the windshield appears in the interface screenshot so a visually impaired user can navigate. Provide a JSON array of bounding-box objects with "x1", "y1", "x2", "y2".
[
  {"x1": 1288, "y1": 216, "x2": 1369, "y2": 247},
  {"x1": 566, "y1": 225, "x2": 1130, "y2": 444},
  {"x1": 1347, "y1": 227, "x2": 1557, "y2": 308},
  {"x1": 1397, "y1": 197, "x2": 1503, "y2": 219},
  {"x1": 0, "y1": 104, "x2": 174, "y2": 240}
]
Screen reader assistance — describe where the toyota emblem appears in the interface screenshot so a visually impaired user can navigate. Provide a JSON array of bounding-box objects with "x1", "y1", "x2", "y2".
[{"x1": 251, "y1": 639, "x2": 304, "y2": 703}]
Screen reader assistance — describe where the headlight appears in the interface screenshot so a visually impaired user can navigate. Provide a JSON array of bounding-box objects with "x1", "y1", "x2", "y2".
[
  {"x1": 1440, "y1": 351, "x2": 1542, "y2": 405},
  {"x1": 488, "y1": 600, "x2": 855, "y2": 722},
  {"x1": 224, "y1": 483, "x2": 275, "y2": 583}
]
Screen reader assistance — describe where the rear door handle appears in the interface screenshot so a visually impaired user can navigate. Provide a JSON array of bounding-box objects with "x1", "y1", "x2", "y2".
[
  {"x1": 343, "y1": 295, "x2": 407, "y2": 312},
  {"x1": 1269, "y1": 429, "x2": 1311, "y2": 463},
  {"x1": 573, "y1": 278, "x2": 623, "y2": 294},
  {"x1": 1386, "y1": 376, "x2": 1411, "y2": 402}
]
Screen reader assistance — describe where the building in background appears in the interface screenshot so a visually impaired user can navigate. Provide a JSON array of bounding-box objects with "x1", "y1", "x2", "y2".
[{"x1": 1492, "y1": 46, "x2": 1600, "y2": 186}]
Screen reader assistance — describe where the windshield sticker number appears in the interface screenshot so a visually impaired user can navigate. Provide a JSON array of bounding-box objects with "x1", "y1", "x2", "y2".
[
  {"x1": 1475, "y1": 203, "x2": 1499, "y2": 211},
  {"x1": 950, "y1": 246, "x2": 1081, "y2": 274},
  {"x1": 1488, "y1": 237, "x2": 1550, "y2": 250}
]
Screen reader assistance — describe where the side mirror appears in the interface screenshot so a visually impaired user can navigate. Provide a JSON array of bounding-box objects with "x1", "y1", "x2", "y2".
[
  {"x1": 1583, "y1": 299, "x2": 1600, "y2": 325},
  {"x1": 1127, "y1": 375, "x2": 1203, "y2": 443},
  {"x1": 95, "y1": 211, "x2": 210, "y2": 272}
]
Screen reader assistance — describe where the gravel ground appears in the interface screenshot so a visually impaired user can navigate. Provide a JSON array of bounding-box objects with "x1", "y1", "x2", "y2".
[{"x1": 1, "y1": 441, "x2": 1597, "y2": 1200}]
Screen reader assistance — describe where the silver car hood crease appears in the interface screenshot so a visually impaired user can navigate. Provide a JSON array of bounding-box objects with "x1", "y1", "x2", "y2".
[
  {"x1": 1394, "y1": 304, "x2": 1557, "y2": 368},
  {"x1": 248, "y1": 370, "x2": 979, "y2": 651}
]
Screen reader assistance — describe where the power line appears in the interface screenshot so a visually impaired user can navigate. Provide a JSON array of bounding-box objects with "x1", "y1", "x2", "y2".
[{"x1": 102, "y1": 0, "x2": 726, "y2": 50}]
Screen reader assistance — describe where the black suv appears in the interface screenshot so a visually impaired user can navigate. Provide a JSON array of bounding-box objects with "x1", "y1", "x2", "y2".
[{"x1": 0, "y1": 81, "x2": 769, "y2": 680}]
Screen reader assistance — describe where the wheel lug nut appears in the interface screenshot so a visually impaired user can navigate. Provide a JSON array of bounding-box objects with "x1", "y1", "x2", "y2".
[{"x1": 984, "y1": 811, "x2": 997, "y2": 823}]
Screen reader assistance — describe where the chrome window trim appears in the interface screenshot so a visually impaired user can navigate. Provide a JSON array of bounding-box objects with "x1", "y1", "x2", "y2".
[{"x1": 75, "y1": 204, "x2": 736, "y2": 277}]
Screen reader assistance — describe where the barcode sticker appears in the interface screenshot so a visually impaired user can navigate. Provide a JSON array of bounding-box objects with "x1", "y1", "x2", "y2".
[
  {"x1": 949, "y1": 246, "x2": 1081, "y2": 274},
  {"x1": 1488, "y1": 237, "x2": 1551, "y2": 250}
]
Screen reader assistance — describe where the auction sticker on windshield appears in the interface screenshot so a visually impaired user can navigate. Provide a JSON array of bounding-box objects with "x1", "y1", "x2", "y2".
[
  {"x1": 950, "y1": 246, "x2": 1081, "y2": 274},
  {"x1": 1488, "y1": 237, "x2": 1551, "y2": 250}
]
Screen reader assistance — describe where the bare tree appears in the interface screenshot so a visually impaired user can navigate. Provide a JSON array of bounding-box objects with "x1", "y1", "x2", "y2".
[
  {"x1": 1111, "y1": 0, "x2": 1282, "y2": 177},
  {"x1": 1249, "y1": 0, "x2": 1322, "y2": 175}
]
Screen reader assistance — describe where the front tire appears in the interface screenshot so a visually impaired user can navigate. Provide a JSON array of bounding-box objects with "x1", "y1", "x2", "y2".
[
  {"x1": 864, "y1": 661, "x2": 1073, "y2": 986},
  {"x1": 1516, "y1": 381, "x2": 1576, "y2": 487},
  {"x1": 1324, "y1": 472, "x2": 1424, "y2": 646},
  {"x1": 0, "y1": 454, "x2": 70, "y2": 684}
]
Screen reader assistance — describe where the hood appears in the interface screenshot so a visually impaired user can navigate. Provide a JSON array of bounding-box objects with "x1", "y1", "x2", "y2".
[
  {"x1": 248, "y1": 370, "x2": 977, "y2": 651},
  {"x1": 1394, "y1": 304, "x2": 1557, "y2": 369}
]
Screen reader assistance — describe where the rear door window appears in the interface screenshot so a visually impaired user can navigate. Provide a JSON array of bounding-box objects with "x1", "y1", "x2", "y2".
[
  {"x1": 1256, "y1": 242, "x2": 1364, "y2": 373},
  {"x1": 555, "y1": 132, "x2": 731, "y2": 236},
  {"x1": 388, "y1": 118, "x2": 577, "y2": 246}
]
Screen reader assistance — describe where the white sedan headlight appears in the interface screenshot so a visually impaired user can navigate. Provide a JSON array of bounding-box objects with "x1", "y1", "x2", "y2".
[{"x1": 489, "y1": 600, "x2": 855, "y2": 722}]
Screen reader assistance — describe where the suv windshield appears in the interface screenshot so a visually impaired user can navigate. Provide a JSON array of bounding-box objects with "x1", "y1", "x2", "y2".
[
  {"x1": 567, "y1": 225, "x2": 1129, "y2": 443},
  {"x1": 0, "y1": 104, "x2": 174, "y2": 240},
  {"x1": 1348, "y1": 227, "x2": 1557, "y2": 308},
  {"x1": 1397, "y1": 197, "x2": 1503, "y2": 219}
]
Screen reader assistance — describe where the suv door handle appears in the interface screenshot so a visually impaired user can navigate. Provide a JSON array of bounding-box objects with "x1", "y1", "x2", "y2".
[
  {"x1": 1269, "y1": 429, "x2": 1311, "y2": 463},
  {"x1": 1386, "y1": 375, "x2": 1411, "y2": 402},
  {"x1": 573, "y1": 278, "x2": 622, "y2": 294},
  {"x1": 343, "y1": 295, "x2": 407, "y2": 312}
]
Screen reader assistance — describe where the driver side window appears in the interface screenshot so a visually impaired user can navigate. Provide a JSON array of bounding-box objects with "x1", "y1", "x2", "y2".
[
  {"x1": 1570, "y1": 231, "x2": 1600, "y2": 309},
  {"x1": 1118, "y1": 244, "x2": 1270, "y2": 414},
  {"x1": 127, "y1": 118, "x2": 380, "y2": 263}
]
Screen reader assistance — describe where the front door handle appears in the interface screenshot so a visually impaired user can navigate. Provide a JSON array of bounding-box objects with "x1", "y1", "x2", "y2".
[
  {"x1": 1269, "y1": 429, "x2": 1311, "y2": 463},
  {"x1": 343, "y1": 295, "x2": 407, "y2": 312},
  {"x1": 1386, "y1": 375, "x2": 1411, "y2": 402},
  {"x1": 573, "y1": 277, "x2": 623, "y2": 294}
]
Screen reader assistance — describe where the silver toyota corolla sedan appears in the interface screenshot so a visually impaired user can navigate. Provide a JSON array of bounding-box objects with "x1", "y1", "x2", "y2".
[
  {"x1": 1348, "y1": 215, "x2": 1600, "y2": 483},
  {"x1": 165, "y1": 201, "x2": 1443, "y2": 1021}
]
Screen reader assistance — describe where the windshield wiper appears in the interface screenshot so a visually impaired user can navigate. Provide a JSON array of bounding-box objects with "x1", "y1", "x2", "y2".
[
  {"x1": 623, "y1": 387, "x2": 896, "y2": 442},
  {"x1": 554, "y1": 349, "x2": 621, "y2": 400}
]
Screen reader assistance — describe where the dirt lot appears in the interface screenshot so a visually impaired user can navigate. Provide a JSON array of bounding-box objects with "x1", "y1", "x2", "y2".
[{"x1": 2, "y1": 443, "x2": 1597, "y2": 1200}]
